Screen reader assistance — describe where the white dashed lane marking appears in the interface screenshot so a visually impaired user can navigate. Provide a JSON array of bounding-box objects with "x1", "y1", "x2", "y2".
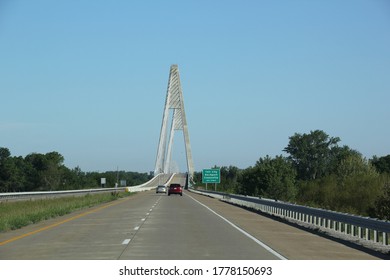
[
  {"x1": 122, "y1": 239, "x2": 131, "y2": 245},
  {"x1": 121, "y1": 196, "x2": 162, "y2": 246}
]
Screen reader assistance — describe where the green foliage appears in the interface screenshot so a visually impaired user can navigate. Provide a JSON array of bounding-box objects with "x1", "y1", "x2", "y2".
[
  {"x1": 194, "y1": 130, "x2": 390, "y2": 220},
  {"x1": 214, "y1": 165, "x2": 241, "y2": 193},
  {"x1": 237, "y1": 156, "x2": 297, "y2": 200},
  {"x1": 3, "y1": 129, "x2": 390, "y2": 221},
  {"x1": 0, "y1": 147, "x2": 151, "y2": 193},
  {"x1": 0, "y1": 192, "x2": 134, "y2": 232},
  {"x1": 0, "y1": 147, "x2": 11, "y2": 160},
  {"x1": 254, "y1": 156, "x2": 297, "y2": 201},
  {"x1": 193, "y1": 165, "x2": 241, "y2": 193},
  {"x1": 295, "y1": 153, "x2": 382, "y2": 216},
  {"x1": 22, "y1": 152, "x2": 66, "y2": 191},
  {"x1": 0, "y1": 154, "x2": 29, "y2": 192},
  {"x1": 239, "y1": 166, "x2": 260, "y2": 196},
  {"x1": 369, "y1": 174, "x2": 390, "y2": 221},
  {"x1": 371, "y1": 155, "x2": 390, "y2": 174},
  {"x1": 336, "y1": 154, "x2": 378, "y2": 183},
  {"x1": 283, "y1": 130, "x2": 361, "y2": 180}
]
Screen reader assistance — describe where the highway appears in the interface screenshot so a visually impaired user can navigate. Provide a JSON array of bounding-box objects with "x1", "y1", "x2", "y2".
[{"x1": 0, "y1": 175, "x2": 384, "y2": 260}]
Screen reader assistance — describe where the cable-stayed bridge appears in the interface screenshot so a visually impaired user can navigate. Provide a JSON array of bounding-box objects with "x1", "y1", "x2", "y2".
[
  {"x1": 0, "y1": 65, "x2": 389, "y2": 261},
  {"x1": 154, "y1": 64, "x2": 194, "y2": 178}
]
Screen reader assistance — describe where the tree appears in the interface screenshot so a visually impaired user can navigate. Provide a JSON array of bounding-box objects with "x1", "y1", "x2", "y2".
[
  {"x1": 218, "y1": 165, "x2": 241, "y2": 193},
  {"x1": 371, "y1": 174, "x2": 390, "y2": 220},
  {"x1": 332, "y1": 153, "x2": 381, "y2": 215},
  {"x1": 24, "y1": 152, "x2": 65, "y2": 191},
  {"x1": 284, "y1": 130, "x2": 341, "y2": 180},
  {"x1": 0, "y1": 147, "x2": 11, "y2": 161},
  {"x1": 0, "y1": 148, "x2": 11, "y2": 188},
  {"x1": 0, "y1": 148, "x2": 27, "y2": 192},
  {"x1": 239, "y1": 166, "x2": 259, "y2": 196},
  {"x1": 371, "y1": 155, "x2": 390, "y2": 174},
  {"x1": 1, "y1": 148, "x2": 14, "y2": 192},
  {"x1": 0, "y1": 147, "x2": 152, "y2": 192},
  {"x1": 253, "y1": 156, "x2": 297, "y2": 201},
  {"x1": 336, "y1": 153, "x2": 378, "y2": 182},
  {"x1": 237, "y1": 156, "x2": 297, "y2": 201}
]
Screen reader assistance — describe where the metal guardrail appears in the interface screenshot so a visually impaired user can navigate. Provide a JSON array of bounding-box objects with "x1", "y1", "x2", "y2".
[
  {"x1": 0, "y1": 187, "x2": 122, "y2": 201},
  {"x1": 192, "y1": 189, "x2": 390, "y2": 248},
  {"x1": 0, "y1": 174, "x2": 173, "y2": 201}
]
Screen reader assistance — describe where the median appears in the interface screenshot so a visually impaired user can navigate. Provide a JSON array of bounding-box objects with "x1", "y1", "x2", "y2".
[{"x1": 0, "y1": 192, "x2": 134, "y2": 232}]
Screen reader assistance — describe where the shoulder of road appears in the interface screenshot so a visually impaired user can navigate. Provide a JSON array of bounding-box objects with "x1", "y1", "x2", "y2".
[{"x1": 186, "y1": 190, "x2": 389, "y2": 260}]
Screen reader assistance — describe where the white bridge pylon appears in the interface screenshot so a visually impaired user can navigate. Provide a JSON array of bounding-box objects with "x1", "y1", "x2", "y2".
[{"x1": 154, "y1": 65, "x2": 194, "y2": 177}]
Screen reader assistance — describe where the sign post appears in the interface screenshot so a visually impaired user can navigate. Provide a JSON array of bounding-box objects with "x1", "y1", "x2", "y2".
[
  {"x1": 202, "y1": 169, "x2": 220, "y2": 191},
  {"x1": 100, "y1": 178, "x2": 106, "y2": 188}
]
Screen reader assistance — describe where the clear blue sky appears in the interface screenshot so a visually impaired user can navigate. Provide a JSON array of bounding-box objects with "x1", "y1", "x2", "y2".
[{"x1": 1, "y1": 0, "x2": 389, "y2": 173}]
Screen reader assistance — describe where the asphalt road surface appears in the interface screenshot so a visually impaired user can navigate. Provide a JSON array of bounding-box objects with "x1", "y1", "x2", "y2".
[{"x1": 0, "y1": 187, "x2": 384, "y2": 260}]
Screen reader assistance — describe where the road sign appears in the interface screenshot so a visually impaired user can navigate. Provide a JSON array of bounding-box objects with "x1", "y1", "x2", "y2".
[
  {"x1": 100, "y1": 178, "x2": 106, "y2": 188},
  {"x1": 202, "y1": 169, "x2": 220, "y2": 183}
]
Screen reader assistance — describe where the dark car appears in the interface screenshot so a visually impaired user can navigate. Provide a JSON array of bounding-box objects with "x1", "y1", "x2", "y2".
[
  {"x1": 156, "y1": 185, "x2": 167, "y2": 194},
  {"x1": 168, "y1": 183, "x2": 182, "y2": 196}
]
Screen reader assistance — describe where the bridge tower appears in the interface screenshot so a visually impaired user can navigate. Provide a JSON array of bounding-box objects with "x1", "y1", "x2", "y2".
[{"x1": 154, "y1": 65, "x2": 194, "y2": 178}]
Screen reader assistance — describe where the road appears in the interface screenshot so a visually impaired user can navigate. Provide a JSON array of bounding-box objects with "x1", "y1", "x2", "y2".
[
  {"x1": 0, "y1": 179, "x2": 384, "y2": 259},
  {"x1": 0, "y1": 192, "x2": 280, "y2": 259}
]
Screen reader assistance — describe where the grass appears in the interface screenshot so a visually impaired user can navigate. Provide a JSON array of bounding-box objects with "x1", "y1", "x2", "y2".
[{"x1": 0, "y1": 192, "x2": 134, "y2": 232}]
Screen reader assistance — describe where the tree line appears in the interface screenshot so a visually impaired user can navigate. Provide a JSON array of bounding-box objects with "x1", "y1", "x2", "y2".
[
  {"x1": 0, "y1": 147, "x2": 152, "y2": 192},
  {"x1": 193, "y1": 130, "x2": 390, "y2": 220}
]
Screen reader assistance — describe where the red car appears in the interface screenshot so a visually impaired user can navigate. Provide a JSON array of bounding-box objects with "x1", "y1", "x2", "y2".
[{"x1": 168, "y1": 183, "x2": 183, "y2": 196}]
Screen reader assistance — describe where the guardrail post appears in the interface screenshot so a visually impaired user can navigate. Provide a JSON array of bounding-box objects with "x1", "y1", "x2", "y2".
[
  {"x1": 366, "y1": 228, "x2": 370, "y2": 241},
  {"x1": 383, "y1": 232, "x2": 388, "y2": 246},
  {"x1": 374, "y1": 230, "x2": 379, "y2": 243}
]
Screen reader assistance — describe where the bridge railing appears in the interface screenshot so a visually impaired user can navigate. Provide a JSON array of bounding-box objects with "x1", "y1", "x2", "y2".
[{"x1": 191, "y1": 189, "x2": 390, "y2": 248}]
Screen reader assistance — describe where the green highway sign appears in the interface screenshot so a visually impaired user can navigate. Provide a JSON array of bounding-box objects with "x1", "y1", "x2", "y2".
[{"x1": 202, "y1": 169, "x2": 221, "y2": 184}]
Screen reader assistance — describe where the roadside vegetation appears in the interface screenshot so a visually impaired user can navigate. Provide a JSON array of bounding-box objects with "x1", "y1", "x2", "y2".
[
  {"x1": 0, "y1": 147, "x2": 152, "y2": 192},
  {"x1": 0, "y1": 192, "x2": 134, "y2": 232},
  {"x1": 0, "y1": 147, "x2": 149, "y2": 232},
  {"x1": 193, "y1": 130, "x2": 390, "y2": 221},
  {"x1": 1, "y1": 129, "x2": 389, "y2": 224}
]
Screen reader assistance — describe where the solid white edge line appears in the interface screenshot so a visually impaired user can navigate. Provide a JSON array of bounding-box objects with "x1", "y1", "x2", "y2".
[{"x1": 186, "y1": 193, "x2": 288, "y2": 260}]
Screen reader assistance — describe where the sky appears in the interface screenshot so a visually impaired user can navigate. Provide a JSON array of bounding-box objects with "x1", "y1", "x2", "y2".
[{"x1": 0, "y1": 0, "x2": 389, "y2": 173}]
